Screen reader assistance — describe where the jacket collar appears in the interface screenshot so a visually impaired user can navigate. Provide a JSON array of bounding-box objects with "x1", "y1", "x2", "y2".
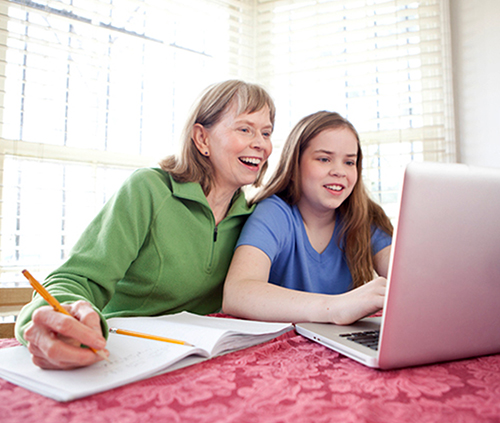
[{"x1": 168, "y1": 174, "x2": 254, "y2": 218}]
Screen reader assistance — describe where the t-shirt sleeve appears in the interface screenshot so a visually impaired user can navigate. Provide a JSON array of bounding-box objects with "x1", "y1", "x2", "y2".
[
  {"x1": 371, "y1": 225, "x2": 392, "y2": 255},
  {"x1": 235, "y1": 196, "x2": 292, "y2": 262}
]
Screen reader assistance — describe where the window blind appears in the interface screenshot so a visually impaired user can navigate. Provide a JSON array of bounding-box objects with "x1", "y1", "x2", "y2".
[
  {"x1": 256, "y1": 0, "x2": 456, "y2": 218},
  {"x1": 0, "y1": 0, "x2": 256, "y2": 285},
  {"x1": 0, "y1": 0, "x2": 455, "y2": 287}
]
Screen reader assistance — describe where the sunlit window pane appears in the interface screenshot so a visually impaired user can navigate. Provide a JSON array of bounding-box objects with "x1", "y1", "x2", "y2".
[{"x1": 0, "y1": 0, "x2": 455, "y2": 285}]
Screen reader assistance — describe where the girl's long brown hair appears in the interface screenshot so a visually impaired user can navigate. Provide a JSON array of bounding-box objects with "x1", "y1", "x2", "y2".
[{"x1": 252, "y1": 111, "x2": 393, "y2": 288}]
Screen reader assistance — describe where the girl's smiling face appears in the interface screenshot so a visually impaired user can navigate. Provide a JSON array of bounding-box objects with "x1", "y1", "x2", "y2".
[{"x1": 297, "y1": 127, "x2": 359, "y2": 217}]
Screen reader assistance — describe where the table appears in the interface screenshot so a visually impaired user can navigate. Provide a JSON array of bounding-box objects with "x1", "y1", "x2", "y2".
[{"x1": 2, "y1": 320, "x2": 500, "y2": 423}]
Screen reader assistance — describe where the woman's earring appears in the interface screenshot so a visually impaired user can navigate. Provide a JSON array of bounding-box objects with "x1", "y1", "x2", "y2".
[{"x1": 205, "y1": 151, "x2": 209, "y2": 156}]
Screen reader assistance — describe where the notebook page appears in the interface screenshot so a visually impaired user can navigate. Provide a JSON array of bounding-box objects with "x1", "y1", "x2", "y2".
[
  {"x1": 107, "y1": 312, "x2": 292, "y2": 356},
  {"x1": 0, "y1": 333, "x2": 202, "y2": 402}
]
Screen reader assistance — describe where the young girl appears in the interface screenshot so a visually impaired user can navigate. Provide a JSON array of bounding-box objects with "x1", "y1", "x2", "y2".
[{"x1": 222, "y1": 111, "x2": 393, "y2": 325}]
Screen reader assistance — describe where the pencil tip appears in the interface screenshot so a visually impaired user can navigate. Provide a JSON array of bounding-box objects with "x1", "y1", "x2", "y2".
[{"x1": 97, "y1": 350, "x2": 109, "y2": 361}]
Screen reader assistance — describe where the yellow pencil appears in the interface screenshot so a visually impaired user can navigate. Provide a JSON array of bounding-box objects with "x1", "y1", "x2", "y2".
[
  {"x1": 22, "y1": 269, "x2": 109, "y2": 361},
  {"x1": 109, "y1": 327, "x2": 195, "y2": 347}
]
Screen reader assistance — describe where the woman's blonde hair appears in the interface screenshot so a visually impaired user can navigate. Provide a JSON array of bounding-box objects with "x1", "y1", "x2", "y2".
[
  {"x1": 253, "y1": 111, "x2": 393, "y2": 288},
  {"x1": 160, "y1": 80, "x2": 276, "y2": 195}
]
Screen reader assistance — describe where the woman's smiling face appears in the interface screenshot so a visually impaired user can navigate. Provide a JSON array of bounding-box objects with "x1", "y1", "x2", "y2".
[{"x1": 203, "y1": 101, "x2": 273, "y2": 193}]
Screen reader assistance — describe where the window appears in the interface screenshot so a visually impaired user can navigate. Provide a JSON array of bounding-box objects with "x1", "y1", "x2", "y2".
[
  {"x1": 256, "y1": 0, "x2": 456, "y2": 219},
  {"x1": 0, "y1": 0, "x2": 256, "y2": 285},
  {"x1": 0, "y1": 0, "x2": 455, "y2": 286}
]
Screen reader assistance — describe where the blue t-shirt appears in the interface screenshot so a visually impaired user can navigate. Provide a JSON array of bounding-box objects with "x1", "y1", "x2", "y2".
[{"x1": 236, "y1": 195, "x2": 392, "y2": 295}]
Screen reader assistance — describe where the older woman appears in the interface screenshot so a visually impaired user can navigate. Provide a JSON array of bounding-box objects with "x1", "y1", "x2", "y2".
[{"x1": 16, "y1": 80, "x2": 275, "y2": 370}]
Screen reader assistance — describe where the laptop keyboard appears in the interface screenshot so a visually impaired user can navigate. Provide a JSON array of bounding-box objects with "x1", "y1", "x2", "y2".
[{"x1": 339, "y1": 330, "x2": 380, "y2": 351}]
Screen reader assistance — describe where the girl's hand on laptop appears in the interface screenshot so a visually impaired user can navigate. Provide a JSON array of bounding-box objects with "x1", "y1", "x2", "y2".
[
  {"x1": 329, "y1": 277, "x2": 387, "y2": 325},
  {"x1": 24, "y1": 301, "x2": 108, "y2": 370}
]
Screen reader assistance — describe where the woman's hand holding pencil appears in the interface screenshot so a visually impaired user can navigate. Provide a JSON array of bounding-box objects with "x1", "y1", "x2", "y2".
[{"x1": 22, "y1": 270, "x2": 109, "y2": 370}]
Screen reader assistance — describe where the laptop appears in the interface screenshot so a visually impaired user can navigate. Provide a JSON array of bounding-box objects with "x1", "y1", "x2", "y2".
[{"x1": 295, "y1": 161, "x2": 500, "y2": 369}]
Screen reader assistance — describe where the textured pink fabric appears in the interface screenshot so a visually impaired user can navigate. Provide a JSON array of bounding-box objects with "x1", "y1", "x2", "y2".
[{"x1": 2, "y1": 318, "x2": 500, "y2": 423}]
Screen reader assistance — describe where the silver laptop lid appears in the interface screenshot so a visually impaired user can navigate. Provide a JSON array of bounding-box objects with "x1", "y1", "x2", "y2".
[{"x1": 378, "y1": 162, "x2": 500, "y2": 369}]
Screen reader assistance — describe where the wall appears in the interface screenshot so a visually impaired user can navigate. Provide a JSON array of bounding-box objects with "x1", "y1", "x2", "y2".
[{"x1": 450, "y1": 0, "x2": 500, "y2": 168}]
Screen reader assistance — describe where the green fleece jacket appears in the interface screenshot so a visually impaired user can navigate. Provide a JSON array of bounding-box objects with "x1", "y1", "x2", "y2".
[{"x1": 15, "y1": 168, "x2": 254, "y2": 344}]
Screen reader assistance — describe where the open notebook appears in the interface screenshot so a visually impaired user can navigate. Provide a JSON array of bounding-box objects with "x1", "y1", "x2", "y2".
[
  {"x1": 296, "y1": 162, "x2": 500, "y2": 369},
  {"x1": 0, "y1": 312, "x2": 292, "y2": 401}
]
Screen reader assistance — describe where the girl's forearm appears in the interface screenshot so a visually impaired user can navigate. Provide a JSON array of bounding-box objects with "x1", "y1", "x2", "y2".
[
  {"x1": 223, "y1": 277, "x2": 386, "y2": 325},
  {"x1": 222, "y1": 279, "x2": 335, "y2": 323}
]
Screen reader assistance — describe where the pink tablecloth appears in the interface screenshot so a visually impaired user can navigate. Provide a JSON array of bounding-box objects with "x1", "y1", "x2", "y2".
[{"x1": 2, "y1": 327, "x2": 500, "y2": 423}]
